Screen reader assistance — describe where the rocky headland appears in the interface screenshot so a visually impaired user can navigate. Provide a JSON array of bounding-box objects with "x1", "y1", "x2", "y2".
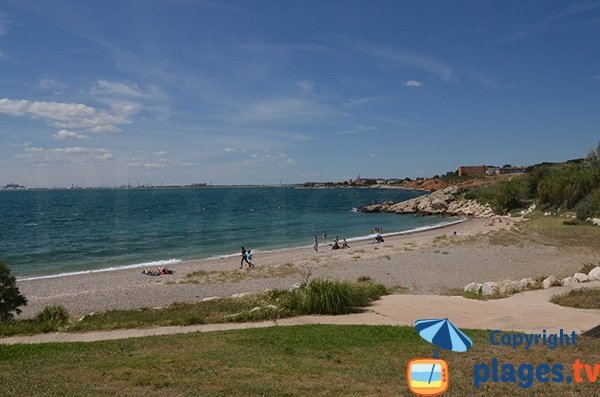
[{"x1": 358, "y1": 186, "x2": 495, "y2": 217}]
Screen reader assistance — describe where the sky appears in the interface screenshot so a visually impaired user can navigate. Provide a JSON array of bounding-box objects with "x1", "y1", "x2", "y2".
[{"x1": 0, "y1": 0, "x2": 599, "y2": 187}]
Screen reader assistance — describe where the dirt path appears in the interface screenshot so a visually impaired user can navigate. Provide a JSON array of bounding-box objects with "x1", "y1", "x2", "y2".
[{"x1": 2, "y1": 283, "x2": 598, "y2": 345}]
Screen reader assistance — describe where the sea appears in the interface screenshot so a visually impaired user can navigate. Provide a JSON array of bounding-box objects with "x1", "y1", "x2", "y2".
[{"x1": 0, "y1": 187, "x2": 460, "y2": 279}]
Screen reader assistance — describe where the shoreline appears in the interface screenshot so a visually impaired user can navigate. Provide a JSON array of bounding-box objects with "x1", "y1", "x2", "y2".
[
  {"x1": 15, "y1": 215, "x2": 599, "y2": 318},
  {"x1": 16, "y1": 217, "x2": 463, "y2": 281}
]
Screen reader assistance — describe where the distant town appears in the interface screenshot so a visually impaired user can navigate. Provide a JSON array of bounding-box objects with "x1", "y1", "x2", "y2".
[{"x1": 1, "y1": 164, "x2": 529, "y2": 191}]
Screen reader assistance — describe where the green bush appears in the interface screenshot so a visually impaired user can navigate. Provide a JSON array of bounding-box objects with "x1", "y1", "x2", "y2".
[
  {"x1": 35, "y1": 305, "x2": 70, "y2": 325},
  {"x1": 575, "y1": 187, "x2": 600, "y2": 221},
  {"x1": 284, "y1": 278, "x2": 388, "y2": 315},
  {"x1": 465, "y1": 178, "x2": 530, "y2": 214},
  {"x1": 537, "y1": 165, "x2": 597, "y2": 209},
  {"x1": 0, "y1": 259, "x2": 27, "y2": 323}
]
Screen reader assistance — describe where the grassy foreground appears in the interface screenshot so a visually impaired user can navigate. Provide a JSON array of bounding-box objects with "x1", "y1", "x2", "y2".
[{"x1": 0, "y1": 325, "x2": 598, "y2": 397}]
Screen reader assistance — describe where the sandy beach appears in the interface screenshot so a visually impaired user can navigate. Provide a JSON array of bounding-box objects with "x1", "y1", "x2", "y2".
[{"x1": 16, "y1": 216, "x2": 599, "y2": 318}]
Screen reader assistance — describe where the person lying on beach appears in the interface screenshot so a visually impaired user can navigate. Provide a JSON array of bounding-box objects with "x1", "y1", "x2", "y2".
[
  {"x1": 341, "y1": 239, "x2": 350, "y2": 249},
  {"x1": 374, "y1": 234, "x2": 384, "y2": 244},
  {"x1": 141, "y1": 267, "x2": 175, "y2": 276}
]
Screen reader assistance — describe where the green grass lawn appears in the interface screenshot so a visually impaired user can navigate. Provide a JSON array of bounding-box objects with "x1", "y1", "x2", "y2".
[{"x1": 0, "y1": 325, "x2": 598, "y2": 397}]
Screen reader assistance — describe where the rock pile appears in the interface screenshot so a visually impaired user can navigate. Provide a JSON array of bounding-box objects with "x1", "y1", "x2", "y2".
[
  {"x1": 358, "y1": 186, "x2": 495, "y2": 217},
  {"x1": 464, "y1": 266, "x2": 600, "y2": 298}
]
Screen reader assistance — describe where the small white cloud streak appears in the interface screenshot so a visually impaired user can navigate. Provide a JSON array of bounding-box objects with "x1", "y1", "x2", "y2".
[
  {"x1": 53, "y1": 129, "x2": 87, "y2": 140},
  {"x1": 0, "y1": 11, "x2": 10, "y2": 36},
  {"x1": 345, "y1": 39, "x2": 457, "y2": 83},
  {"x1": 405, "y1": 80, "x2": 423, "y2": 87},
  {"x1": 15, "y1": 146, "x2": 113, "y2": 163}
]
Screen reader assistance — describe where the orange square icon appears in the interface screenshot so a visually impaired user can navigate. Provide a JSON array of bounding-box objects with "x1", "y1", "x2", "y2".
[{"x1": 407, "y1": 358, "x2": 449, "y2": 396}]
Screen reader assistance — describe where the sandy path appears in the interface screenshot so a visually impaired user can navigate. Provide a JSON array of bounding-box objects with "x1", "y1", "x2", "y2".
[{"x1": 3, "y1": 283, "x2": 599, "y2": 345}]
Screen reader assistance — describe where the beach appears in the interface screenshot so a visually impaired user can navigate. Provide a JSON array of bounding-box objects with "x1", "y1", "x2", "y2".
[{"x1": 16, "y1": 216, "x2": 599, "y2": 318}]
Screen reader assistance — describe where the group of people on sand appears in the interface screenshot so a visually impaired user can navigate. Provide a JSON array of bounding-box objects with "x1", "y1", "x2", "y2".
[
  {"x1": 141, "y1": 266, "x2": 175, "y2": 276},
  {"x1": 313, "y1": 232, "x2": 350, "y2": 252}
]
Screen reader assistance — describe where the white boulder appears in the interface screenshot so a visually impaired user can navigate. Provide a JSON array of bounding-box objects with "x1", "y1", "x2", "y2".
[
  {"x1": 518, "y1": 277, "x2": 536, "y2": 290},
  {"x1": 573, "y1": 273, "x2": 590, "y2": 283},
  {"x1": 561, "y1": 277, "x2": 579, "y2": 287},
  {"x1": 542, "y1": 275, "x2": 560, "y2": 289},
  {"x1": 481, "y1": 282, "x2": 498, "y2": 296},
  {"x1": 588, "y1": 266, "x2": 600, "y2": 281},
  {"x1": 498, "y1": 280, "x2": 521, "y2": 296},
  {"x1": 464, "y1": 282, "x2": 482, "y2": 294}
]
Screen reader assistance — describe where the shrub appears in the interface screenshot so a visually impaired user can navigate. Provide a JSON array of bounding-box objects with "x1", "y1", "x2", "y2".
[
  {"x1": 285, "y1": 278, "x2": 388, "y2": 315},
  {"x1": 0, "y1": 259, "x2": 27, "y2": 323},
  {"x1": 465, "y1": 178, "x2": 529, "y2": 214},
  {"x1": 562, "y1": 219, "x2": 579, "y2": 226},
  {"x1": 575, "y1": 187, "x2": 600, "y2": 221},
  {"x1": 537, "y1": 164, "x2": 597, "y2": 209},
  {"x1": 35, "y1": 305, "x2": 70, "y2": 325},
  {"x1": 580, "y1": 263, "x2": 599, "y2": 275}
]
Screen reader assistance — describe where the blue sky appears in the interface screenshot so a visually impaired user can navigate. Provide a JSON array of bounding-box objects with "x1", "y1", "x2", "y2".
[{"x1": 1, "y1": 0, "x2": 599, "y2": 186}]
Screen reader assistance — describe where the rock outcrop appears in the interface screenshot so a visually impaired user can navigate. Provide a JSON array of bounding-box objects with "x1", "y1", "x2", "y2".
[{"x1": 358, "y1": 186, "x2": 495, "y2": 217}]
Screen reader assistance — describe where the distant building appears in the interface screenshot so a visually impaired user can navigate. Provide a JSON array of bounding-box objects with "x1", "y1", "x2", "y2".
[
  {"x1": 457, "y1": 166, "x2": 487, "y2": 176},
  {"x1": 495, "y1": 167, "x2": 526, "y2": 175}
]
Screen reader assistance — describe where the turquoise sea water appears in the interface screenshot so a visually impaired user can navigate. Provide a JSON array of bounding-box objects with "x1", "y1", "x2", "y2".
[{"x1": 0, "y1": 187, "x2": 457, "y2": 278}]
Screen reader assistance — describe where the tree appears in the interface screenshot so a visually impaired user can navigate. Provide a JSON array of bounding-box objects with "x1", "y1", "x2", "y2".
[
  {"x1": 586, "y1": 141, "x2": 600, "y2": 169},
  {"x1": 0, "y1": 259, "x2": 27, "y2": 322}
]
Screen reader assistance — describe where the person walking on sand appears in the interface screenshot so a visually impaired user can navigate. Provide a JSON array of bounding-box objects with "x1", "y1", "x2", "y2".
[
  {"x1": 323, "y1": 231, "x2": 327, "y2": 244},
  {"x1": 240, "y1": 246, "x2": 255, "y2": 269},
  {"x1": 313, "y1": 235, "x2": 319, "y2": 252}
]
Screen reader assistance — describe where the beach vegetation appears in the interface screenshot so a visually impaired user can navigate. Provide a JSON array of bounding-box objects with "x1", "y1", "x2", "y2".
[
  {"x1": 0, "y1": 278, "x2": 388, "y2": 336},
  {"x1": 580, "y1": 262, "x2": 598, "y2": 275},
  {"x1": 0, "y1": 325, "x2": 598, "y2": 397},
  {"x1": 575, "y1": 187, "x2": 600, "y2": 221},
  {"x1": 0, "y1": 259, "x2": 27, "y2": 323},
  {"x1": 550, "y1": 288, "x2": 600, "y2": 309},
  {"x1": 0, "y1": 305, "x2": 70, "y2": 336}
]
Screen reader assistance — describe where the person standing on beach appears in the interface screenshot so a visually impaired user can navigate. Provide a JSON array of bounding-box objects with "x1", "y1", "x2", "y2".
[
  {"x1": 323, "y1": 231, "x2": 327, "y2": 244},
  {"x1": 313, "y1": 235, "x2": 319, "y2": 252},
  {"x1": 240, "y1": 246, "x2": 254, "y2": 269}
]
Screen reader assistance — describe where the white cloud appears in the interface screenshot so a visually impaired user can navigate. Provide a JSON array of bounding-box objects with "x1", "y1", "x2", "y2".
[
  {"x1": 224, "y1": 147, "x2": 237, "y2": 153},
  {"x1": 367, "y1": 153, "x2": 375, "y2": 157},
  {"x1": 0, "y1": 11, "x2": 10, "y2": 36},
  {"x1": 153, "y1": 150, "x2": 167, "y2": 155},
  {"x1": 144, "y1": 162, "x2": 165, "y2": 169},
  {"x1": 405, "y1": 80, "x2": 423, "y2": 87},
  {"x1": 231, "y1": 97, "x2": 341, "y2": 123},
  {"x1": 91, "y1": 80, "x2": 164, "y2": 100},
  {"x1": 53, "y1": 129, "x2": 87, "y2": 140},
  {"x1": 342, "y1": 97, "x2": 387, "y2": 107},
  {"x1": 247, "y1": 150, "x2": 295, "y2": 166},
  {"x1": 15, "y1": 146, "x2": 114, "y2": 163},
  {"x1": 339, "y1": 125, "x2": 376, "y2": 135},
  {"x1": 346, "y1": 39, "x2": 457, "y2": 83},
  {"x1": 0, "y1": 97, "x2": 137, "y2": 134},
  {"x1": 296, "y1": 80, "x2": 314, "y2": 93}
]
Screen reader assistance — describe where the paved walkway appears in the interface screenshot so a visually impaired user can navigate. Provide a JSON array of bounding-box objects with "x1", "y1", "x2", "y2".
[{"x1": 2, "y1": 283, "x2": 599, "y2": 345}]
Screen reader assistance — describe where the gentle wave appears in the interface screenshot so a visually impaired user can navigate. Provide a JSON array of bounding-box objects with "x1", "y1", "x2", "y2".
[{"x1": 17, "y1": 259, "x2": 182, "y2": 281}]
